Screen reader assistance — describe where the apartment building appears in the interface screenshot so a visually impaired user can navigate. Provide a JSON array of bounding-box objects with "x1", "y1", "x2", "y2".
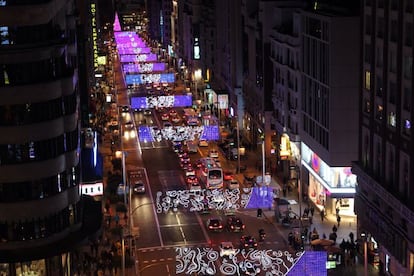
[{"x1": 352, "y1": 0, "x2": 414, "y2": 274}]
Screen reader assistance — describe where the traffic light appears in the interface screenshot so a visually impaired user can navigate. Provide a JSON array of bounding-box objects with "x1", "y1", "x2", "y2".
[{"x1": 257, "y1": 208, "x2": 262, "y2": 217}]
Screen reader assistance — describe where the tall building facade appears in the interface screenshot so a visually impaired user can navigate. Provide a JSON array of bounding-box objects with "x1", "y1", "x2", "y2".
[
  {"x1": 352, "y1": 0, "x2": 414, "y2": 274},
  {"x1": 0, "y1": 0, "x2": 100, "y2": 274},
  {"x1": 270, "y1": 1, "x2": 305, "y2": 176},
  {"x1": 299, "y1": 3, "x2": 360, "y2": 218}
]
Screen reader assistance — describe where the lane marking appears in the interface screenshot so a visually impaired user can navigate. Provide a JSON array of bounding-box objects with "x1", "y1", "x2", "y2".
[{"x1": 144, "y1": 168, "x2": 164, "y2": 247}]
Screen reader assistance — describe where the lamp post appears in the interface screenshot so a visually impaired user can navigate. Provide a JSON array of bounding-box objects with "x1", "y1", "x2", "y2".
[
  {"x1": 290, "y1": 164, "x2": 302, "y2": 248},
  {"x1": 236, "y1": 118, "x2": 241, "y2": 173},
  {"x1": 361, "y1": 231, "x2": 368, "y2": 276},
  {"x1": 258, "y1": 128, "x2": 265, "y2": 186}
]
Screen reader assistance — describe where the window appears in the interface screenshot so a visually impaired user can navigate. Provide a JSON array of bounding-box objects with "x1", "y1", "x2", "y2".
[
  {"x1": 390, "y1": 20, "x2": 398, "y2": 42},
  {"x1": 364, "y1": 99, "x2": 371, "y2": 113},
  {"x1": 403, "y1": 87, "x2": 411, "y2": 111},
  {"x1": 365, "y1": 71, "x2": 371, "y2": 90},
  {"x1": 376, "y1": 46, "x2": 383, "y2": 67},
  {"x1": 376, "y1": 105, "x2": 383, "y2": 120},
  {"x1": 388, "y1": 112, "x2": 396, "y2": 127},
  {"x1": 365, "y1": 15, "x2": 372, "y2": 35},
  {"x1": 364, "y1": 43, "x2": 371, "y2": 63},
  {"x1": 391, "y1": 0, "x2": 398, "y2": 10},
  {"x1": 406, "y1": 23, "x2": 413, "y2": 46},
  {"x1": 377, "y1": 17, "x2": 384, "y2": 38},
  {"x1": 403, "y1": 119, "x2": 411, "y2": 136},
  {"x1": 404, "y1": 56, "x2": 412, "y2": 79},
  {"x1": 389, "y1": 81, "x2": 396, "y2": 104},
  {"x1": 376, "y1": 75, "x2": 383, "y2": 97},
  {"x1": 389, "y1": 50, "x2": 397, "y2": 73},
  {"x1": 406, "y1": 1, "x2": 413, "y2": 13}
]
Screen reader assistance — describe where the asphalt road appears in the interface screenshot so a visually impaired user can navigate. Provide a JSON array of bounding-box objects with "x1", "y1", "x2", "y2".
[{"x1": 113, "y1": 47, "x2": 293, "y2": 276}]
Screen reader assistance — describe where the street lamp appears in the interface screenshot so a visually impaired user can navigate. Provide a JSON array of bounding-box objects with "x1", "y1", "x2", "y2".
[
  {"x1": 290, "y1": 164, "x2": 303, "y2": 248},
  {"x1": 236, "y1": 117, "x2": 241, "y2": 174},
  {"x1": 361, "y1": 231, "x2": 368, "y2": 276},
  {"x1": 258, "y1": 128, "x2": 265, "y2": 187}
]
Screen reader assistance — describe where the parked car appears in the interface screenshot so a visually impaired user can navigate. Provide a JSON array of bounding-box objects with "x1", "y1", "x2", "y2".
[
  {"x1": 206, "y1": 218, "x2": 224, "y2": 232},
  {"x1": 226, "y1": 216, "x2": 245, "y2": 232},
  {"x1": 143, "y1": 109, "x2": 152, "y2": 116},
  {"x1": 219, "y1": 242, "x2": 237, "y2": 258}
]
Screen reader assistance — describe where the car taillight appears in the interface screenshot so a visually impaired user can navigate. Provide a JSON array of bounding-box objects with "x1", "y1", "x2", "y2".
[
  {"x1": 242, "y1": 225, "x2": 245, "y2": 229},
  {"x1": 209, "y1": 226, "x2": 213, "y2": 229},
  {"x1": 231, "y1": 226, "x2": 234, "y2": 229},
  {"x1": 219, "y1": 225, "x2": 223, "y2": 228}
]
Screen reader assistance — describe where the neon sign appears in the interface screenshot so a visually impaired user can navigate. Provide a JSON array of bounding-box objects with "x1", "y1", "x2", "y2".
[{"x1": 91, "y1": 3, "x2": 98, "y2": 69}]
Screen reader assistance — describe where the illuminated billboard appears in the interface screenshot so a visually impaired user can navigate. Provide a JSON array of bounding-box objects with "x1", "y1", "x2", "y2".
[
  {"x1": 117, "y1": 47, "x2": 151, "y2": 55},
  {"x1": 138, "y1": 125, "x2": 219, "y2": 142},
  {"x1": 125, "y1": 73, "x2": 175, "y2": 84},
  {"x1": 122, "y1": 62, "x2": 166, "y2": 73},
  {"x1": 131, "y1": 95, "x2": 192, "y2": 109},
  {"x1": 301, "y1": 142, "x2": 357, "y2": 194},
  {"x1": 120, "y1": 54, "x2": 158, "y2": 63}
]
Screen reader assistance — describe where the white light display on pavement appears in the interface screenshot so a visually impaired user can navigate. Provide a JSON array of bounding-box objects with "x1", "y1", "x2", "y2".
[
  {"x1": 176, "y1": 247, "x2": 303, "y2": 275},
  {"x1": 156, "y1": 188, "x2": 245, "y2": 213}
]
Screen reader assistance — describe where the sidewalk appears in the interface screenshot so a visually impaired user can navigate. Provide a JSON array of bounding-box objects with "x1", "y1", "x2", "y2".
[{"x1": 226, "y1": 146, "x2": 379, "y2": 275}]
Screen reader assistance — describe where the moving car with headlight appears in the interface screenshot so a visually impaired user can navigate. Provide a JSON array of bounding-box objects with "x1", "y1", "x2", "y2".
[
  {"x1": 240, "y1": 235, "x2": 258, "y2": 250},
  {"x1": 219, "y1": 242, "x2": 237, "y2": 258},
  {"x1": 206, "y1": 218, "x2": 223, "y2": 232},
  {"x1": 226, "y1": 216, "x2": 245, "y2": 232},
  {"x1": 132, "y1": 181, "x2": 146, "y2": 194}
]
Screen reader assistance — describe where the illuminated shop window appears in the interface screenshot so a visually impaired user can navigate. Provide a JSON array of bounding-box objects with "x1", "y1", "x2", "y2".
[
  {"x1": 365, "y1": 71, "x2": 371, "y2": 90},
  {"x1": 376, "y1": 105, "x2": 383, "y2": 120},
  {"x1": 388, "y1": 112, "x2": 396, "y2": 127},
  {"x1": 403, "y1": 119, "x2": 411, "y2": 136}
]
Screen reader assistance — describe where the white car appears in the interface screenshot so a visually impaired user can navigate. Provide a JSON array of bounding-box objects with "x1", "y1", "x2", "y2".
[{"x1": 219, "y1": 242, "x2": 237, "y2": 258}]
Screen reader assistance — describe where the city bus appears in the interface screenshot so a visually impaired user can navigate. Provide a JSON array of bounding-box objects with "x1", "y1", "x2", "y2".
[{"x1": 197, "y1": 157, "x2": 223, "y2": 189}]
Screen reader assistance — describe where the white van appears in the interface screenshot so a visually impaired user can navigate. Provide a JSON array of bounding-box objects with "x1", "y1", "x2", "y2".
[{"x1": 187, "y1": 141, "x2": 199, "y2": 153}]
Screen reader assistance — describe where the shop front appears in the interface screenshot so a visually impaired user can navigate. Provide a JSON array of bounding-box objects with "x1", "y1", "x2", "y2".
[{"x1": 301, "y1": 143, "x2": 357, "y2": 217}]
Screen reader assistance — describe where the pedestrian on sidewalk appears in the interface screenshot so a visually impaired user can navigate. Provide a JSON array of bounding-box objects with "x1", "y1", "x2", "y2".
[
  {"x1": 336, "y1": 215, "x2": 341, "y2": 227},
  {"x1": 114, "y1": 213, "x2": 120, "y2": 226},
  {"x1": 332, "y1": 224, "x2": 338, "y2": 233},
  {"x1": 310, "y1": 206, "x2": 314, "y2": 217},
  {"x1": 349, "y1": 232, "x2": 354, "y2": 243},
  {"x1": 320, "y1": 209, "x2": 325, "y2": 222}
]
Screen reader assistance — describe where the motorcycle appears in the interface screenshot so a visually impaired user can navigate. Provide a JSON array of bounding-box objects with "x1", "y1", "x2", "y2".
[{"x1": 259, "y1": 229, "x2": 266, "y2": 241}]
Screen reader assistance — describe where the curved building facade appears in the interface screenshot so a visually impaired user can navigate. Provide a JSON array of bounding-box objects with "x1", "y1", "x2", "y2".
[{"x1": 0, "y1": 1, "x2": 101, "y2": 274}]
